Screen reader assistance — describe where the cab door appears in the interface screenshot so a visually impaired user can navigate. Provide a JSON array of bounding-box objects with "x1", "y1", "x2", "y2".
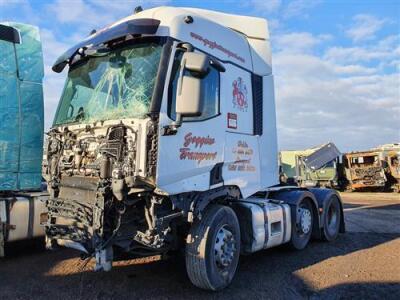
[
  {"x1": 156, "y1": 45, "x2": 224, "y2": 195},
  {"x1": 221, "y1": 65, "x2": 261, "y2": 198}
]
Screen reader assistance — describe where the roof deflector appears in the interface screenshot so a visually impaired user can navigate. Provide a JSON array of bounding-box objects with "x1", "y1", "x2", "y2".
[{"x1": 52, "y1": 18, "x2": 160, "y2": 73}]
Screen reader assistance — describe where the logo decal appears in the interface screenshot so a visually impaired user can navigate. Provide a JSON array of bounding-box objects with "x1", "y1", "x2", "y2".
[
  {"x1": 180, "y1": 133, "x2": 217, "y2": 164},
  {"x1": 232, "y1": 77, "x2": 248, "y2": 112},
  {"x1": 190, "y1": 32, "x2": 246, "y2": 63},
  {"x1": 228, "y1": 140, "x2": 256, "y2": 172}
]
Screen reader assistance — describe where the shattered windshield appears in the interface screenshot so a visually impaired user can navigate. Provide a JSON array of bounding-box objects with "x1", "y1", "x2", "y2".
[{"x1": 54, "y1": 41, "x2": 162, "y2": 125}]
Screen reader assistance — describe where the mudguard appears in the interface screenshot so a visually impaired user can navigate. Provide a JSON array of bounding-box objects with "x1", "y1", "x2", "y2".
[{"x1": 268, "y1": 189, "x2": 321, "y2": 239}]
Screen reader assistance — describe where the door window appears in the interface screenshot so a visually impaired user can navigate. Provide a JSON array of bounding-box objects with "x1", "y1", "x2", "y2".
[{"x1": 168, "y1": 50, "x2": 220, "y2": 121}]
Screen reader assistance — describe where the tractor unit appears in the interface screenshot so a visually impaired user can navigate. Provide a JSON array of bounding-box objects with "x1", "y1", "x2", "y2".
[{"x1": 42, "y1": 7, "x2": 345, "y2": 290}]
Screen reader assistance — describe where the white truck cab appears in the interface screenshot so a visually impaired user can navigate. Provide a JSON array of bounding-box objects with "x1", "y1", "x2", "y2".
[{"x1": 43, "y1": 7, "x2": 345, "y2": 290}]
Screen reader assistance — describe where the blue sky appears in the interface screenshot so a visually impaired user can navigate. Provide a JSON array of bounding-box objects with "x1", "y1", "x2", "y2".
[{"x1": 1, "y1": 0, "x2": 399, "y2": 151}]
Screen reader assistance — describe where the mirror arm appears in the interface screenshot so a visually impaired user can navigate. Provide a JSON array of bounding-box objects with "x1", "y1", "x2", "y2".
[
  {"x1": 163, "y1": 58, "x2": 186, "y2": 136},
  {"x1": 162, "y1": 114, "x2": 182, "y2": 136},
  {"x1": 210, "y1": 58, "x2": 225, "y2": 72}
]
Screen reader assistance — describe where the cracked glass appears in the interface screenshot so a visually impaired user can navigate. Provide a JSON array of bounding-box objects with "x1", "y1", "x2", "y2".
[{"x1": 54, "y1": 42, "x2": 162, "y2": 125}]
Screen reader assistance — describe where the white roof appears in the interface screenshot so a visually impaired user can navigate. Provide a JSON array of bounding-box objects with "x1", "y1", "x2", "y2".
[{"x1": 182, "y1": 7, "x2": 269, "y2": 40}]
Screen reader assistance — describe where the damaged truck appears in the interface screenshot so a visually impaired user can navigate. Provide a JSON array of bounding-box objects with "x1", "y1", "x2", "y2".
[
  {"x1": 42, "y1": 7, "x2": 345, "y2": 290},
  {"x1": 0, "y1": 23, "x2": 46, "y2": 257},
  {"x1": 280, "y1": 143, "x2": 341, "y2": 188},
  {"x1": 342, "y1": 150, "x2": 387, "y2": 191},
  {"x1": 378, "y1": 144, "x2": 400, "y2": 192}
]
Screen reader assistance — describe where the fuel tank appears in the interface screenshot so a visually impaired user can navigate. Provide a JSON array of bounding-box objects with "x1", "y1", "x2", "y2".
[{"x1": 234, "y1": 198, "x2": 291, "y2": 253}]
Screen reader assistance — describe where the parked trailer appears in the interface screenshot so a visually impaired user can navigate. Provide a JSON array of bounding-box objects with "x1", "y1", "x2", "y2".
[
  {"x1": 0, "y1": 23, "x2": 47, "y2": 256},
  {"x1": 42, "y1": 7, "x2": 345, "y2": 290}
]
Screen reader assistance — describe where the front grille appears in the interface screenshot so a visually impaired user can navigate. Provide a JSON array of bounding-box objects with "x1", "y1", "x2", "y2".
[{"x1": 354, "y1": 166, "x2": 382, "y2": 179}]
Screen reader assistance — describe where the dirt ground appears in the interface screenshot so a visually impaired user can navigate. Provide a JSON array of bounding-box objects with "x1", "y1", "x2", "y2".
[{"x1": 1, "y1": 192, "x2": 399, "y2": 300}]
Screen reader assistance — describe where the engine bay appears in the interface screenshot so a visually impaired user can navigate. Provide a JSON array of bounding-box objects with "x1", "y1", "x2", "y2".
[{"x1": 43, "y1": 119, "x2": 184, "y2": 267}]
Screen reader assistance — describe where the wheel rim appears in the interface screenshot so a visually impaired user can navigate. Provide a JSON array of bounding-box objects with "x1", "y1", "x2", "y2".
[
  {"x1": 299, "y1": 207, "x2": 312, "y2": 234},
  {"x1": 214, "y1": 225, "x2": 236, "y2": 270}
]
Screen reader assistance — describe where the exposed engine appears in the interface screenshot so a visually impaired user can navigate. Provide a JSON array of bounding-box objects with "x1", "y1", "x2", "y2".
[{"x1": 43, "y1": 120, "x2": 183, "y2": 270}]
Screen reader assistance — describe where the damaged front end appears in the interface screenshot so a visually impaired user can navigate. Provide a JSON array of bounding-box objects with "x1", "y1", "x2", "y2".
[
  {"x1": 43, "y1": 36, "x2": 185, "y2": 271},
  {"x1": 43, "y1": 122, "x2": 182, "y2": 270},
  {"x1": 344, "y1": 152, "x2": 387, "y2": 190},
  {"x1": 351, "y1": 166, "x2": 386, "y2": 188}
]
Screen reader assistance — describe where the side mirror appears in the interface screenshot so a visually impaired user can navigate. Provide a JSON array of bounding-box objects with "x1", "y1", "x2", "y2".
[
  {"x1": 175, "y1": 52, "x2": 209, "y2": 119},
  {"x1": 176, "y1": 75, "x2": 203, "y2": 117},
  {"x1": 181, "y1": 52, "x2": 209, "y2": 74}
]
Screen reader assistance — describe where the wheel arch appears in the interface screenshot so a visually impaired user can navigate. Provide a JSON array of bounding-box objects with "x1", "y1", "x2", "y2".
[
  {"x1": 170, "y1": 185, "x2": 242, "y2": 223},
  {"x1": 268, "y1": 189, "x2": 321, "y2": 239}
]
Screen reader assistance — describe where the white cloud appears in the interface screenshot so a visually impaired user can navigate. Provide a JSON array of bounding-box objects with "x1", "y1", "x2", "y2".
[
  {"x1": 273, "y1": 33, "x2": 400, "y2": 151},
  {"x1": 324, "y1": 33, "x2": 399, "y2": 66},
  {"x1": 250, "y1": 0, "x2": 282, "y2": 14},
  {"x1": 324, "y1": 46, "x2": 400, "y2": 64},
  {"x1": 89, "y1": 0, "x2": 170, "y2": 14},
  {"x1": 332, "y1": 64, "x2": 376, "y2": 75},
  {"x1": 283, "y1": 0, "x2": 320, "y2": 19},
  {"x1": 345, "y1": 14, "x2": 387, "y2": 43},
  {"x1": 46, "y1": 0, "x2": 115, "y2": 28},
  {"x1": 325, "y1": 46, "x2": 391, "y2": 63},
  {"x1": 251, "y1": 0, "x2": 321, "y2": 19},
  {"x1": 273, "y1": 32, "x2": 331, "y2": 53}
]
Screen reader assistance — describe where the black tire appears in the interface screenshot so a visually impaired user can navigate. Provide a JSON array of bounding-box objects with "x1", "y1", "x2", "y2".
[
  {"x1": 185, "y1": 205, "x2": 240, "y2": 291},
  {"x1": 322, "y1": 195, "x2": 341, "y2": 241},
  {"x1": 290, "y1": 199, "x2": 314, "y2": 250}
]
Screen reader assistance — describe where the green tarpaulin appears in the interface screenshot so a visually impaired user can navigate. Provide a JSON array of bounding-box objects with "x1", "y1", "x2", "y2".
[{"x1": 0, "y1": 22, "x2": 44, "y2": 191}]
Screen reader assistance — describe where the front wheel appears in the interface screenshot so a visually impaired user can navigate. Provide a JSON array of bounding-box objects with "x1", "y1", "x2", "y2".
[{"x1": 185, "y1": 205, "x2": 240, "y2": 291}]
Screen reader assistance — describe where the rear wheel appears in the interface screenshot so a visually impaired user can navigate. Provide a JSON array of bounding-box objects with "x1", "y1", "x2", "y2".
[
  {"x1": 322, "y1": 195, "x2": 341, "y2": 241},
  {"x1": 290, "y1": 199, "x2": 314, "y2": 250},
  {"x1": 185, "y1": 205, "x2": 240, "y2": 291}
]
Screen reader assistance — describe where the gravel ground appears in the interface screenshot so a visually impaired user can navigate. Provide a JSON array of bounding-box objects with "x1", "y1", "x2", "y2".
[{"x1": 1, "y1": 192, "x2": 399, "y2": 299}]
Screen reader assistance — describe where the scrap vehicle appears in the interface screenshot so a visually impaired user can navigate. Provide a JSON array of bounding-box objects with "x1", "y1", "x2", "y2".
[
  {"x1": 342, "y1": 150, "x2": 386, "y2": 191},
  {"x1": 0, "y1": 22, "x2": 47, "y2": 257},
  {"x1": 42, "y1": 6, "x2": 345, "y2": 290},
  {"x1": 385, "y1": 150, "x2": 400, "y2": 192},
  {"x1": 280, "y1": 143, "x2": 341, "y2": 188},
  {"x1": 378, "y1": 143, "x2": 400, "y2": 192}
]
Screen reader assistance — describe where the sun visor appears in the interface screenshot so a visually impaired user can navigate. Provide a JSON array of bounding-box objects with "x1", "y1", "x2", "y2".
[{"x1": 52, "y1": 18, "x2": 160, "y2": 73}]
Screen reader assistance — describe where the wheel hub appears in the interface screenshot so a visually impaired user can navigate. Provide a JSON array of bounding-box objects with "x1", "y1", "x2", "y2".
[
  {"x1": 214, "y1": 225, "x2": 236, "y2": 269},
  {"x1": 299, "y1": 208, "x2": 312, "y2": 234}
]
